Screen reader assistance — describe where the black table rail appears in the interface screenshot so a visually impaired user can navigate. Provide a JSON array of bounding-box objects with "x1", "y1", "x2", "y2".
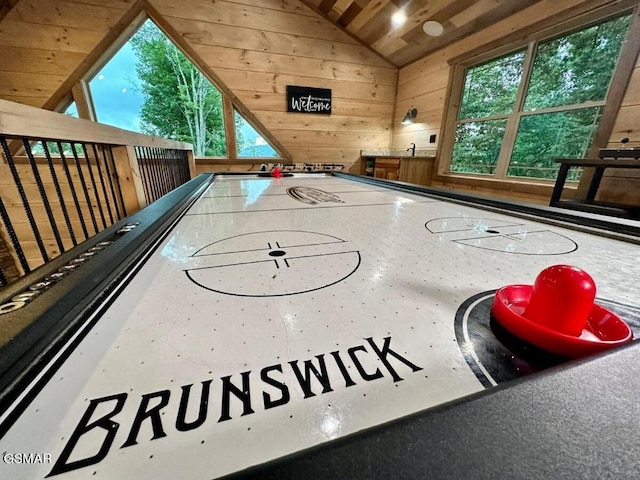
[{"x1": 551, "y1": 154, "x2": 640, "y2": 219}]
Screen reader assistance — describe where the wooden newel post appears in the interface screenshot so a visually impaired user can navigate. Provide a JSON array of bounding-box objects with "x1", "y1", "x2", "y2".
[
  {"x1": 187, "y1": 149, "x2": 196, "y2": 179},
  {"x1": 112, "y1": 145, "x2": 147, "y2": 215}
]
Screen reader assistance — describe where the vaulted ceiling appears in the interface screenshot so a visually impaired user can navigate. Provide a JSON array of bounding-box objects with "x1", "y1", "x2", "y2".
[{"x1": 299, "y1": 0, "x2": 544, "y2": 67}]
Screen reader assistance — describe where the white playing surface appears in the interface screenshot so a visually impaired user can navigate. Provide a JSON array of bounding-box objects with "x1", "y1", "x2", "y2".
[{"x1": 2, "y1": 174, "x2": 639, "y2": 479}]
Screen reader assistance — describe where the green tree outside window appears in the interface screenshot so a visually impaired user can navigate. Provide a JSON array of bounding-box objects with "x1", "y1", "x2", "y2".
[{"x1": 450, "y1": 14, "x2": 631, "y2": 180}]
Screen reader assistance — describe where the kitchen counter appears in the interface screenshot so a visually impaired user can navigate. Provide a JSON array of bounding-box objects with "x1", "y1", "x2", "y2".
[
  {"x1": 361, "y1": 149, "x2": 436, "y2": 158},
  {"x1": 360, "y1": 150, "x2": 436, "y2": 185}
]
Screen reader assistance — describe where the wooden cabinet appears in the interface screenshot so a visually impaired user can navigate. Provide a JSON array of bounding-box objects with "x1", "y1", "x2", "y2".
[
  {"x1": 364, "y1": 156, "x2": 434, "y2": 186},
  {"x1": 374, "y1": 157, "x2": 400, "y2": 180},
  {"x1": 399, "y1": 157, "x2": 433, "y2": 185}
]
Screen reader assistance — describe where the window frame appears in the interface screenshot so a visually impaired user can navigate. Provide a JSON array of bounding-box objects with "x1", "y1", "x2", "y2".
[
  {"x1": 439, "y1": 11, "x2": 635, "y2": 185},
  {"x1": 61, "y1": 13, "x2": 288, "y2": 163}
]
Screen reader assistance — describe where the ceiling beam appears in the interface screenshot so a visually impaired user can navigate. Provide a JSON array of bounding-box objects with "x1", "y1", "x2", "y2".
[{"x1": 0, "y1": 0, "x2": 21, "y2": 23}]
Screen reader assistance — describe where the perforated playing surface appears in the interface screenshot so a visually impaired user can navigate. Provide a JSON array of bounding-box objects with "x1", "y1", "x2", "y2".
[{"x1": 2, "y1": 174, "x2": 639, "y2": 479}]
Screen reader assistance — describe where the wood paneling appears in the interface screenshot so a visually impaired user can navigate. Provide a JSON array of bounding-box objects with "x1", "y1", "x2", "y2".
[
  {"x1": 168, "y1": 16, "x2": 391, "y2": 68},
  {"x1": 597, "y1": 9, "x2": 640, "y2": 205},
  {"x1": 3, "y1": 0, "x2": 640, "y2": 207},
  {"x1": 239, "y1": 92, "x2": 392, "y2": 117},
  {"x1": 149, "y1": 0, "x2": 395, "y2": 166},
  {"x1": 0, "y1": 0, "x2": 393, "y2": 181},
  {"x1": 0, "y1": 72, "x2": 68, "y2": 100},
  {"x1": 151, "y1": 0, "x2": 348, "y2": 41},
  {"x1": 12, "y1": 0, "x2": 133, "y2": 31},
  {"x1": 193, "y1": 46, "x2": 395, "y2": 85},
  {"x1": 0, "y1": 47, "x2": 87, "y2": 75},
  {"x1": 393, "y1": 1, "x2": 640, "y2": 204},
  {"x1": 218, "y1": 70, "x2": 396, "y2": 102},
  {"x1": 298, "y1": 0, "x2": 568, "y2": 67},
  {"x1": 0, "y1": 0, "x2": 137, "y2": 113}
]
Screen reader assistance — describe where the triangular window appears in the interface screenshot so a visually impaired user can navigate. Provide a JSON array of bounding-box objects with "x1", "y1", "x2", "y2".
[
  {"x1": 86, "y1": 19, "x2": 227, "y2": 156},
  {"x1": 67, "y1": 17, "x2": 283, "y2": 161},
  {"x1": 235, "y1": 110, "x2": 279, "y2": 158},
  {"x1": 64, "y1": 102, "x2": 78, "y2": 118}
]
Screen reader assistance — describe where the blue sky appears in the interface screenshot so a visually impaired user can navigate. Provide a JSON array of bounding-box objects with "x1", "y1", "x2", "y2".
[
  {"x1": 89, "y1": 42, "x2": 144, "y2": 132},
  {"x1": 86, "y1": 22, "x2": 267, "y2": 154}
]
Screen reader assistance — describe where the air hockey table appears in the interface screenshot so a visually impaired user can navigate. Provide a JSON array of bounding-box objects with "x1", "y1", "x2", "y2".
[{"x1": 1, "y1": 172, "x2": 639, "y2": 479}]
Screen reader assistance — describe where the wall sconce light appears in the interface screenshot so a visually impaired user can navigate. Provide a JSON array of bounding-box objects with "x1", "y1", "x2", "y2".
[{"x1": 402, "y1": 107, "x2": 417, "y2": 125}]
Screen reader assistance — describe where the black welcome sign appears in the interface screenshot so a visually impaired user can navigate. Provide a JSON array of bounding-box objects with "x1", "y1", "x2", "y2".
[{"x1": 287, "y1": 85, "x2": 332, "y2": 115}]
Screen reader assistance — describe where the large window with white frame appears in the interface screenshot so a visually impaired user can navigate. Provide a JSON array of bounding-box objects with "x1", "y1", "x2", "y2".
[{"x1": 446, "y1": 14, "x2": 632, "y2": 182}]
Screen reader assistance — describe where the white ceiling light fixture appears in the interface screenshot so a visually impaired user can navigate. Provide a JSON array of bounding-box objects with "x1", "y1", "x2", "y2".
[
  {"x1": 423, "y1": 20, "x2": 444, "y2": 37},
  {"x1": 391, "y1": 10, "x2": 406, "y2": 28}
]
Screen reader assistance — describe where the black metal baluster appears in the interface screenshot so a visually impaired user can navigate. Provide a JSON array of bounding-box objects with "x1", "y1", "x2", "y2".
[
  {"x1": 159, "y1": 147, "x2": 170, "y2": 196},
  {"x1": 171, "y1": 150, "x2": 179, "y2": 187},
  {"x1": 169, "y1": 150, "x2": 178, "y2": 190},
  {"x1": 140, "y1": 147, "x2": 154, "y2": 202},
  {"x1": 42, "y1": 142, "x2": 77, "y2": 247},
  {"x1": 0, "y1": 195, "x2": 30, "y2": 274},
  {"x1": 182, "y1": 150, "x2": 190, "y2": 183},
  {"x1": 169, "y1": 150, "x2": 179, "y2": 188},
  {"x1": 162, "y1": 149, "x2": 171, "y2": 192},
  {"x1": 148, "y1": 147, "x2": 161, "y2": 201},
  {"x1": 151, "y1": 147, "x2": 164, "y2": 199},
  {"x1": 91, "y1": 144, "x2": 114, "y2": 225},
  {"x1": 138, "y1": 147, "x2": 151, "y2": 202},
  {"x1": 58, "y1": 142, "x2": 89, "y2": 241},
  {"x1": 180, "y1": 151, "x2": 191, "y2": 183},
  {"x1": 82, "y1": 143, "x2": 108, "y2": 229},
  {"x1": 71, "y1": 143, "x2": 99, "y2": 235},
  {"x1": 100, "y1": 145, "x2": 122, "y2": 220},
  {"x1": 140, "y1": 148, "x2": 153, "y2": 203},
  {"x1": 160, "y1": 148, "x2": 171, "y2": 193},
  {"x1": 107, "y1": 146, "x2": 128, "y2": 218},
  {"x1": 134, "y1": 147, "x2": 150, "y2": 204},
  {"x1": 180, "y1": 151, "x2": 190, "y2": 183},
  {"x1": 24, "y1": 139, "x2": 65, "y2": 256},
  {"x1": 22, "y1": 138, "x2": 64, "y2": 262}
]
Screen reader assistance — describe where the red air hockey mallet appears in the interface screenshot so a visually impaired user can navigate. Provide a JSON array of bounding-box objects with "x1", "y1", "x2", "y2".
[
  {"x1": 492, "y1": 265, "x2": 633, "y2": 358},
  {"x1": 271, "y1": 166, "x2": 283, "y2": 178}
]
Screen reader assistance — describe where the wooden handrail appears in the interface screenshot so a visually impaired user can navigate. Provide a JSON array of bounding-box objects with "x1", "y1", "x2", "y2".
[
  {"x1": 0, "y1": 100, "x2": 196, "y2": 285},
  {"x1": 554, "y1": 158, "x2": 640, "y2": 168},
  {"x1": 0, "y1": 99, "x2": 192, "y2": 150}
]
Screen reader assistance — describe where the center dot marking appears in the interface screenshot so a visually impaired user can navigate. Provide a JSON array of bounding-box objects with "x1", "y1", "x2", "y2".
[{"x1": 269, "y1": 250, "x2": 286, "y2": 257}]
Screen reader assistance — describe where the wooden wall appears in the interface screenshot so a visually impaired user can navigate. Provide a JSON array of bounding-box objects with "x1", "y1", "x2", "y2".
[
  {"x1": 147, "y1": 0, "x2": 395, "y2": 169},
  {"x1": 392, "y1": 0, "x2": 640, "y2": 204},
  {"x1": 0, "y1": 0, "x2": 396, "y2": 171},
  {"x1": 598, "y1": 47, "x2": 640, "y2": 205},
  {"x1": 2, "y1": 0, "x2": 639, "y2": 205},
  {"x1": 0, "y1": 0, "x2": 140, "y2": 109}
]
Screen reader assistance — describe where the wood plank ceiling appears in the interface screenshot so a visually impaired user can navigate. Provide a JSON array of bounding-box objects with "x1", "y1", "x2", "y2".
[{"x1": 299, "y1": 0, "x2": 542, "y2": 67}]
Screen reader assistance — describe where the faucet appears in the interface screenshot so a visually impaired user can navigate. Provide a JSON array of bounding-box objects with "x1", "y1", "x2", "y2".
[{"x1": 407, "y1": 143, "x2": 416, "y2": 156}]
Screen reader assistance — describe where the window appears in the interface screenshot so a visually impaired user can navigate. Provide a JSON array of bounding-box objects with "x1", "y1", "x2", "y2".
[
  {"x1": 88, "y1": 40, "x2": 143, "y2": 133},
  {"x1": 235, "y1": 110, "x2": 279, "y2": 158},
  {"x1": 448, "y1": 14, "x2": 631, "y2": 181},
  {"x1": 64, "y1": 102, "x2": 79, "y2": 118},
  {"x1": 84, "y1": 18, "x2": 280, "y2": 159}
]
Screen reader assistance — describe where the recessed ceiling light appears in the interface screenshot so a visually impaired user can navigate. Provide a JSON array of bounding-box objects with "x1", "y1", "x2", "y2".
[
  {"x1": 391, "y1": 11, "x2": 406, "y2": 28},
  {"x1": 423, "y1": 20, "x2": 444, "y2": 37}
]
